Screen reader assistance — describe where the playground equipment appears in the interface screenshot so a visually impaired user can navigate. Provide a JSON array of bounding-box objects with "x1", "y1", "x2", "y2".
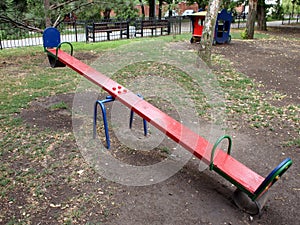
[
  {"x1": 190, "y1": 9, "x2": 232, "y2": 44},
  {"x1": 93, "y1": 95, "x2": 148, "y2": 149},
  {"x1": 43, "y1": 27, "x2": 292, "y2": 215},
  {"x1": 214, "y1": 9, "x2": 232, "y2": 44},
  {"x1": 189, "y1": 11, "x2": 206, "y2": 43}
]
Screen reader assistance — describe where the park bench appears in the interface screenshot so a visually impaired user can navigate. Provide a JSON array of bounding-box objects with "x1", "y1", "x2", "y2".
[
  {"x1": 135, "y1": 19, "x2": 170, "y2": 37},
  {"x1": 86, "y1": 21, "x2": 129, "y2": 42}
]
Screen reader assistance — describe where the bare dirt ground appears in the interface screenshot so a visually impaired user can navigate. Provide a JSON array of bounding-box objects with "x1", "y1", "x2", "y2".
[
  {"x1": 213, "y1": 26, "x2": 300, "y2": 106},
  {"x1": 4, "y1": 26, "x2": 299, "y2": 224}
]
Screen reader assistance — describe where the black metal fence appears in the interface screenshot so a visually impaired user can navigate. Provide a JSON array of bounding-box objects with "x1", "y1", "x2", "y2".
[
  {"x1": 0, "y1": 17, "x2": 192, "y2": 50},
  {"x1": 282, "y1": 13, "x2": 300, "y2": 25},
  {"x1": 1, "y1": 15, "x2": 299, "y2": 50}
]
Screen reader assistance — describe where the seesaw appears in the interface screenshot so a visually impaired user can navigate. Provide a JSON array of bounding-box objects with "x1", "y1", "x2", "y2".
[{"x1": 42, "y1": 27, "x2": 292, "y2": 215}]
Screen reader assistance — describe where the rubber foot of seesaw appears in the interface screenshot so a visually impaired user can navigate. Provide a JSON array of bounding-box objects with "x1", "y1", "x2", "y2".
[{"x1": 233, "y1": 189, "x2": 269, "y2": 215}]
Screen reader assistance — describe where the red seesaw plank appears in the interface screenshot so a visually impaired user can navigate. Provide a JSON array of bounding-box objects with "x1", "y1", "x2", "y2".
[
  {"x1": 213, "y1": 151, "x2": 265, "y2": 193},
  {"x1": 47, "y1": 48, "x2": 265, "y2": 194}
]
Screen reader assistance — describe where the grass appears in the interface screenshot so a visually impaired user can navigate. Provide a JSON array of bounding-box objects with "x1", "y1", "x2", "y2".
[
  {"x1": 0, "y1": 32, "x2": 299, "y2": 223},
  {"x1": 230, "y1": 29, "x2": 271, "y2": 40},
  {"x1": 284, "y1": 138, "x2": 300, "y2": 147},
  {"x1": 50, "y1": 101, "x2": 69, "y2": 110}
]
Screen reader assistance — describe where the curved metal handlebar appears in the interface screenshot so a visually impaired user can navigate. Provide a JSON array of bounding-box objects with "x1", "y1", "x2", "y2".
[
  {"x1": 48, "y1": 42, "x2": 73, "y2": 68},
  {"x1": 56, "y1": 42, "x2": 73, "y2": 57},
  {"x1": 210, "y1": 135, "x2": 232, "y2": 170},
  {"x1": 253, "y1": 157, "x2": 292, "y2": 200}
]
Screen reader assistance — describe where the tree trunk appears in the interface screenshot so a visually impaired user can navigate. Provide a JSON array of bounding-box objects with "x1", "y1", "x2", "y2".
[
  {"x1": 257, "y1": 2, "x2": 267, "y2": 31},
  {"x1": 198, "y1": 0, "x2": 221, "y2": 65},
  {"x1": 246, "y1": 0, "x2": 258, "y2": 39},
  {"x1": 158, "y1": 0, "x2": 163, "y2": 19},
  {"x1": 149, "y1": 0, "x2": 155, "y2": 18},
  {"x1": 44, "y1": 0, "x2": 51, "y2": 27},
  {"x1": 139, "y1": 0, "x2": 145, "y2": 18},
  {"x1": 104, "y1": 7, "x2": 111, "y2": 21}
]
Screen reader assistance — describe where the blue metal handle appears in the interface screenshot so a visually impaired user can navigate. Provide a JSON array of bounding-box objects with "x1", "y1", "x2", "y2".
[{"x1": 253, "y1": 157, "x2": 292, "y2": 200}]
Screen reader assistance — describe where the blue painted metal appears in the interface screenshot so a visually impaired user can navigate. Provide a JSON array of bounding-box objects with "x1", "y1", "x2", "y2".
[
  {"x1": 253, "y1": 157, "x2": 293, "y2": 200},
  {"x1": 43, "y1": 27, "x2": 61, "y2": 49},
  {"x1": 129, "y1": 94, "x2": 148, "y2": 136},
  {"x1": 214, "y1": 9, "x2": 232, "y2": 44},
  {"x1": 43, "y1": 27, "x2": 74, "y2": 68},
  {"x1": 93, "y1": 96, "x2": 115, "y2": 149},
  {"x1": 94, "y1": 95, "x2": 148, "y2": 149}
]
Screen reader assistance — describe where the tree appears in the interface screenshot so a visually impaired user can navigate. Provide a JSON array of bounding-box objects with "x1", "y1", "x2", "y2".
[
  {"x1": 0, "y1": 0, "x2": 43, "y2": 33},
  {"x1": 291, "y1": 0, "x2": 296, "y2": 17},
  {"x1": 103, "y1": 7, "x2": 112, "y2": 20},
  {"x1": 148, "y1": 0, "x2": 156, "y2": 18},
  {"x1": 164, "y1": 0, "x2": 180, "y2": 18},
  {"x1": 158, "y1": 0, "x2": 163, "y2": 18},
  {"x1": 26, "y1": 0, "x2": 82, "y2": 27},
  {"x1": 1, "y1": 0, "x2": 138, "y2": 33},
  {"x1": 139, "y1": 0, "x2": 146, "y2": 18},
  {"x1": 272, "y1": 0, "x2": 284, "y2": 20},
  {"x1": 257, "y1": 0, "x2": 267, "y2": 31},
  {"x1": 114, "y1": 0, "x2": 138, "y2": 20},
  {"x1": 198, "y1": 0, "x2": 222, "y2": 65},
  {"x1": 186, "y1": 0, "x2": 208, "y2": 9},
  {"x1": 245, "y1": 0, "x2": 258, "y2": 39},
  {"x1": 44, "y1": 0, "x2": 51, "y2": 27}
]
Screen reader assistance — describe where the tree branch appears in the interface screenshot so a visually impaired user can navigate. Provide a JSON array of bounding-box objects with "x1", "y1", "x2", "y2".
[
  {"x1": 0, "y1": 15, "x2": 43, "y2": 33},
  {"x1": 49, "y1": 0, "x2": 78, "y2": 10},
  {"x1": 52, "y1": 2, "x2": 95, "y2": 27},
  {"x1": 71, "y1": 2, "x2": 94, "y2": 13}
]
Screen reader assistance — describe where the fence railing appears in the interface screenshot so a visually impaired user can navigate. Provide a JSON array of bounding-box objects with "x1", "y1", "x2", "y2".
[
  {"x1": 0, "y1": 18, "x2": 193, "y2": 50},
  {"x1": 282, "y1": 13, "x2": 300, "y2": 25},
  {"x1": 0, "y1": 21, "x2": 44, "y2": 49},
  {"x1": 2, "y1": 16, "x2": 297, "y2": 50}
]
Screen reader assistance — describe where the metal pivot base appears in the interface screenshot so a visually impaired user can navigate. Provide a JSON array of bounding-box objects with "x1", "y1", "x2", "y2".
[
  {"x1": 233, "y1": 189, "x2": 269, "y2": 216},
  {"x1": 93, "y1": 95, "x2": 147, "y2": 149},
  {"x1": 47, "y1": 54, "x2": 66, "y2": 68}
]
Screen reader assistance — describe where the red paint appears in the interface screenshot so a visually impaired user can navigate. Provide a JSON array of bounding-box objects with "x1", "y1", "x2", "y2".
[
  {"x1": 190, "y1": 12, "x2": 206, "y2": 37},
  {"x1": 214, "y1": 151, "x2": 264, "y2": 193},
  {"x1": 47, "y1": 48, "x2": 265, "y2": 193}
]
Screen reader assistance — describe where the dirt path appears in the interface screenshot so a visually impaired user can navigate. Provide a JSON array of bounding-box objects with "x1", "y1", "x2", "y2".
[{"x1": 213, "y1": 28, "x2": 300, "y2": 105}]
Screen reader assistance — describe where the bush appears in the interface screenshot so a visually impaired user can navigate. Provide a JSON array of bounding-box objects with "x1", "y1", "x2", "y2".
[{"x1": 241, "y1": 28, "x2": 248, "y2": 39}]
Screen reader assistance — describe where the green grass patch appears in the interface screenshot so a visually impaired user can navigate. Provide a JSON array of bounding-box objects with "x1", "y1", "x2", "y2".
[
  {"x1": 284, "y1": 138, "x2": 300, "y2": 147},
  {"x1": 230, "y1": 28, "x2": 271, "y2": 40},
  {"x1": 50, "y1": 101, "x2": 69, "y2": 110}
]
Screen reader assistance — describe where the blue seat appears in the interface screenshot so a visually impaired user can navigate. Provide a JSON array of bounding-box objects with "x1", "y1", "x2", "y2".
[
  {"x1": 43, "y1": 27, "x2": 67, "y2": 68},
  {"x1": 43, "y1": 27, "x2": 61, "y2": 49}
]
